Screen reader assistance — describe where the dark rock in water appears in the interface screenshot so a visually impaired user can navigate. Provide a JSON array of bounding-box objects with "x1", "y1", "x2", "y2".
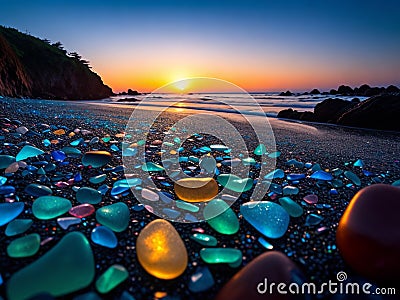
[
  {"x1": 279, "y1": 90, "x2": 293, "y2": 96},
  {"x1": 116, "y1": 98, "x2": 138, "y2": 102},
  {"x1": 309, "y1": 88, "x2": 320, "y2": 94},
  {"x1": 215, "y1": 251, "x2": 305, "y2": 300},
  {"x1": 386, "y1": 84, "x2": 400, "y2": 94},
  {"x1": 337, "y1": 184, "x2": 400, "y2": 282},
  {"x1": 0, "y1": 26, "x2": 112, "y2": 99},
  {"x1": 337, "y1": 95, "x2": 400, "y2": 131},
  {"x1": 127, "y1": 89, "x2": 140, "y2": 95},
  {"x1": 313, "y1": 98, "x2": 357, "y2": 123},
  {"x1": 277, "y1": 109, "x2": 315, "y2": 122},
  {"x1": 337, "y1": 85, "x2": 354, "y2": 95},
  {"x1": 329, "y1": 89, "x2": 338, "y2": 94},
  {"x1": 351, "y1": 97, "x2": 360, "y2": 103}
]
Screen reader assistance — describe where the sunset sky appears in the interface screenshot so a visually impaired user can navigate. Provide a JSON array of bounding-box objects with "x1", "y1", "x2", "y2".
[{"x1": 1, "y1": 0, "x2": 399, "y2": 93}]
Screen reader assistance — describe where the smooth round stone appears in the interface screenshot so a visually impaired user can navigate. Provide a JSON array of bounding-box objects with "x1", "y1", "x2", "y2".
[
  {"x1": 5, "y1": 219, "x2": 33, "y2": 236},
  {"x1": 215, "y1": 251, "x2": 302, "y2": 300},
  {"x1": 6, "y1": 232, "x2": 95, "y2": 300},
  {"x1": 24, "y1": 183, "x2": 52, "y2": 197},
  {"x1": 51, "y1": 150, "x2": 66, "y2": 162},
  {"x1": 82, "y1": 151, "x2": 112, "y2": 168},
  {"x1": 7, "y1": 233, "x2": 40, "y2": 258},
  {"x1": 188, "y1": 266, "x2": 215, "y2": 292},
  {"x1": 279, "y1": 197, "x2": 303, "y2": 217},
  {"x1": 91, "y1": 226, "x2": 118, "y2": 248},
  {"x1": 199, "y1": 156, "x2": 216, "y2": 173},
  {"x1": 89, "y1": 174, "x2": 107, "y2": 184},
  {"x1": 76, "y1": 187, "x2": 102, "y2": 204},
  {"x1": 303, "y1": 194, "x2": 318, "y2": 204},
  {"x1": 174, "y1": 177, "x2": 218, "y2": 202},
  {"x1": 282, "y1": 186, "x2": 299, "y2": 195},
  {"x1": 344, "y1": 170, "x2": 361, "y2": 186},
  {"x1": 203, "y1": 199, "x2": 239, "y2": 235},
  {"x1": 200, "y1": 248, "x2": 242, "y2": 264},
  {"x1": 5, "y1": 162, "x2": 19, "y2": 173},
  {"x1": 305, "y1": 213, "x2": 324, "y2": 226},
  {"x1": 32, "y1": 196, "x2": 72, "y2": 220},
  {"x1": 217, "y1": 174, "x2": 253, "y2": 193},
  {"x1": 287, "y1": 173, "x2": 305, "y2": 181},
  {"x1": 0, "y1": 155, "x2": 16, "y2": 169},
  {"x1": 337, "y1": 184, "x2": 400, "y2": 281},
  {"x1": 264, "y1": 169, "x2": 285, "y2": 180},
  {"x1": 310, "y1": 170, "x2": 333, "y2": 181},
  {"x1": 141, "y1": 188, "x2": 159, "y2": 201},
  {"x1": 142, "y1": 162, "x2": 165, "y2": 172},
  {"x1": 0, "y1": 185, "x2": 15, "y2": 195},
  {"x1": 61, "y1": 147, "x2": 82, "y2": 156},
  {"x1": 16, "y1": 145, "x2": 45, "y2": 161},
  {"x1": 0, "y1": 202, "x2": 24, "y2": 226},
  {"x1": 136, "y1": 219, "x2": 188, "y2": 279},
  {"x1": 241, "y1": 201, "x2": 290, "y2": 239},
  {"x1": 96, "y1": 202, "x2": 129, "y2": 232},
  {"x1": 191, "y1": 233, "x2": 218, "y2": 246},
  {"x1": 69, "y1": 204, "x2": 95, "y2": 218},
  {"x1": 95, "y1": 264, "x2": 128, "y2": 294}
]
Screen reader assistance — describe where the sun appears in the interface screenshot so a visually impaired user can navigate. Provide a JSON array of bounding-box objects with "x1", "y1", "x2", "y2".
[{"x1": 173, "y1": 79, "x2": 189, "y2": 91}]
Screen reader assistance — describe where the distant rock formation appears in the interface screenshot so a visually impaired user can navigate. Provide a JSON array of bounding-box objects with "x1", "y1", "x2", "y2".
[
  {"x1": 278, "y1": 94, "x2": 400, "y2": 131},
  {"x1": 0, "y1": 26, "x2": 113, "y2": 100},
  {"x1": 279, "y1": 90, "x2": 293, "y2": 96},
  {"x1": 119, "y1": 89, "x2": 141, "y2": 96}
]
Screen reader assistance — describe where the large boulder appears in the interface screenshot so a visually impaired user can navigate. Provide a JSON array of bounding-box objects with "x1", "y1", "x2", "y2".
[
  {"x1": 313, "y1": 98, "x2": 356, "y2": 123},
  {"x1": 337, "y1": 95, "x2": 400, "y2": 131},
  {"x1": 337, "y1": 85, "x2": 354, "y2": 95}
]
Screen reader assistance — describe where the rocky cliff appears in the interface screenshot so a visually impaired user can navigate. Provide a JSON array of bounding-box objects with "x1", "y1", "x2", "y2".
[{"x1": 0, "y1": 26, "x2": 113, "y2": 100}]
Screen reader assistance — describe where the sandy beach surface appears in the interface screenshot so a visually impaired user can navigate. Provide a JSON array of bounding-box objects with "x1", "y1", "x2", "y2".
[{"x1": 1, "y1": 97, "x2": 399, "y2": 299}]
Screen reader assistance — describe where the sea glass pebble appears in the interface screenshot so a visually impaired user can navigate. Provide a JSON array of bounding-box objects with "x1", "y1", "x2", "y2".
[
  {"x1": 5, "y1": 219, "x2": 33, "y2": 236},
  {"x1": 7, "y1": 233, "x2": 40, "y2": 258},
  {"x1": 142, "y1": 162, "x2": 165, "y2": 172},
  {"x1": 91, "y1": 226, "x2": 118, "y2": 248},
  {"x1": 57, "y1": 217, "x2": 81, "y2": 230},
  {"x1": 0, "y1": 155, "x2": 16, "y2": 169},
  {"x1": 16, "y1": 145, "x2": 44, "y2": 161},
  {"x1": 310, "y1": 170, "x2": 332, "y2": 181},
  {"x1": 278, "y1": 197, "x2": 303, "y2": 217},
  {"x1": 188, "y1": 266, "x2": 215, "y2": 292},
  {"x1": 141, "y1": 188, "x2": 159, "y2": 202},
  {"x1": 0, "y1": 185, "x2": 15, "y2": 195},
  {"x1": 199, "y1": 156, "x2": 216, "y2": 173},
  {"x1": 136, "y1": 219, "x2": 188, "y2": 279},
  {"x1": 69, "y1": 204, "x2": 95, "y2": 218},
  {"x1": 32, "y1": 196, "x2": 72, "y2": 220},
  {"x1": 174, "y1": 177, "x2": 218, "y2": 202},
  {"x1": 282, "y1": 186, "x2": 299, "y2": 195},
  {"x1": 0, "y1": 202, "x2": 25, "y2": 226},
  {"x1": 344, "y1": 171, "x2": 361, "y2": 186},
  {"x1": 76, "y1": 187, "x2": 102, "y2": 204},
  {"x1": 6, "y1": 232, "x2": 95, "y2": 300},
  {"x1": 191, "y1": 233, "x2": 218, "y2": 246},
  {"x1": 217, "y1": 174, "x2": 253, "y2": 193},
  {"x1": 241, "y1": 201, "x2": 289, "y2": 238},
  {"x1": 24, "y1": 183, "x2": 52, "y2": 197},
  {"x1": 203, "y1": 199, "x2": 239, "y2": 235},
  {"x1": 96, "y1": 202, "x2": 129, "y2": 232},
  {"x1": 95, "y1": 265, "x2": 128, "y2": 294},
  {"x1": 254, "y1": 144, "x2": 266, "y2": 155},
  {"x1": 82, "y1": 151, "x2": 112, "y2": 168},
  {"x1": 303, "y1": 194, "x2": 318, "y2": 204},
  {"x1": 89, "y1": 174, "x2": 107, "y2": 184},
  {"x1": 305, "y1": 214, "x2": 324, "y2": 226},
  {"x1": 200, "y1": 248, "x2": 242, "y2": 264}
]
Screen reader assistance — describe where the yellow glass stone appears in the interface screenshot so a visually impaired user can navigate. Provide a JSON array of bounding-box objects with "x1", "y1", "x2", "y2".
[
  {"x1": 68, "y1": 132, "x2": 75, "y2": 137},
  {"x1": 174, "y1": 177, "x2": 218, "y2": 202},
  {"x1": 170, "y1": 150, "x2": 177, "y2": 155},
  {"x1": 53, "y1": 129, "x2": 66, "y2": 135},
  {"x1": 136, "y1": 219, "x2": 188, "y2": 280}
]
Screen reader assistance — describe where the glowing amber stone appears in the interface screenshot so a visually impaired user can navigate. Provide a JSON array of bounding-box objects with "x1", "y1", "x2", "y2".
[
  {"x1": 174, "y1": 177, "x2": 218, "y2": 202},
  {"x1": 53, "y1": 129, "x2": 66, "y2": 135},
  {"x1": 136, "y1": 219, "x2": 188, "y2": 279}
]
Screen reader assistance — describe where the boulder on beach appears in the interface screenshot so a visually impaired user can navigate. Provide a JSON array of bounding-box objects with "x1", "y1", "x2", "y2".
[
  {"x1": 337, "y1": 85, "x2": 354, "y2": 95},
  {"x1": 313, "y1": 98, "x2": 357, "y2": 123},
  {"x1": 309, "y1": 88, "x2": 320, "y2": 94},
  {"x1": 337, "y1": 94, "x2": 400, "y2": 131}
]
